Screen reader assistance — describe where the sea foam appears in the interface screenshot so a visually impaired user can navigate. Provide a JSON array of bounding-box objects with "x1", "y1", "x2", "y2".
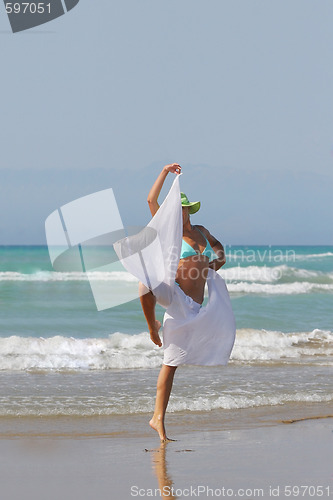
[
  {"x1": 0, "y1": 329, "x2": 331, "y2": 372},
  {"x1": 0, "y1": 271, "x2": 138, "y2": 282},
  {"x1": 0, "y1": 391, "x2": 331, "y2": 417}
]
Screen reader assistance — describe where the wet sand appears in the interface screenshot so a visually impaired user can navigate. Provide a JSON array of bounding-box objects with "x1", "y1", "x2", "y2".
[{"x1": 0, "y1": 404, "x2": 332, "y2": 500}]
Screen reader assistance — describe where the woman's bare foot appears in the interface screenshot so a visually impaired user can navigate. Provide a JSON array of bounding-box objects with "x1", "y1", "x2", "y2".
[
  {"x1": 150, "y1": 320, "x2": 162, "y2": 347},
  {"x1": 149, "y1": 415, "x2": 172, "y2": 442}
]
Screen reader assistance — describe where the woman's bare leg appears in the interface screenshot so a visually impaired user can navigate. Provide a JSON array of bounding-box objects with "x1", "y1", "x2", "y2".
[
  {"x1": 150, "y1": 364, "x2": 177, "y2": 441},
  {"x1": 139, "y1": 282, "x2": 162, "y2": 346},
  {"x1": 139, "y1": 283, "x2": 176, "y2": 440}
]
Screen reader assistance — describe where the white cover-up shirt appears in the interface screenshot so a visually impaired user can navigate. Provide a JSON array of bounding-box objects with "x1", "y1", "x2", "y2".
[{"x1": 114, "y1": 175, "x2": 236, "y2": 366}]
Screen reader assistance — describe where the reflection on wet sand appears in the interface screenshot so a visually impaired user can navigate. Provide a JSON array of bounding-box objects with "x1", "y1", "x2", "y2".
[{"x1": 150, "y1": 442, "x2": 177, "y2": 500}]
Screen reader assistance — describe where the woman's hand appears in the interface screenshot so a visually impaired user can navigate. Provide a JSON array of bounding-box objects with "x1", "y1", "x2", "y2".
[
  {"x1": 209, "y1": 248, "x2": 226, "y2": 271},
  {"x1": 197, "y1": 226, "x2": 226, "y2": 271},
  {"x1": 163, "y1": 163, "x2": 182, "y2": 175},
  {"x1": 147, "y1": 163, "x2": 181, "y2": 217}
]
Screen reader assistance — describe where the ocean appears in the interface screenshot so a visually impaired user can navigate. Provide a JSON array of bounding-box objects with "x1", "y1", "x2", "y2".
[{"x1": 0, "y1": 245, "x2": 332, "y2": 422}]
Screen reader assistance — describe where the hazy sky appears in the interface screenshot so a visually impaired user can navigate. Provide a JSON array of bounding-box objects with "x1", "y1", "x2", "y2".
[{"x1": 0, "y1": 0, "x2": 332, "y2": 245}]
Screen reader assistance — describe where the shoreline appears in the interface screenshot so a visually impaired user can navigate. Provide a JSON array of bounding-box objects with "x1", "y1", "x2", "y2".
[
  {"x1": 0, "y1": 400, "x2": 332, "y2": 438},
  {"x1": 0, "y1": 408, "x2": 332, "y2": 500}
]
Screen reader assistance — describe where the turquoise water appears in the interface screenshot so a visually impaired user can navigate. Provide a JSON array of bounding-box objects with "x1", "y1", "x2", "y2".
[
  {"x1": 0, "y1": 245, "x2": 332, "y2": 417},
  {"x1": 1, "y1": 245, "x2": 332, "y2": 338}
]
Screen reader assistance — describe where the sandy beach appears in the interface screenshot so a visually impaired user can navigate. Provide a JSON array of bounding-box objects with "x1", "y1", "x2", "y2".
[
  {"x1": 1, "y1": 403, "x2": 332, "y2": 500},
  {"x1": 1, "y1": 247, "x2": 332, "y2": 500}
]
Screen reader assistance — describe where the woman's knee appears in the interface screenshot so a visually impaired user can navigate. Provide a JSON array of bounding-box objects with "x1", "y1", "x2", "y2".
[
  {"x1": 139, "y1": 281, "x2": 149, "y2": 296},
  {"x1": 139, "y1": 282, "x2": 155, "y2": 304},
  {"x1": 158, "y1": 365, "x2": 177, "y2": 382}
]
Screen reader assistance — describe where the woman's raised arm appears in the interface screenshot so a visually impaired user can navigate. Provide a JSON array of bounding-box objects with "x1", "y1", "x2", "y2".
[{"x1": 147, "y1": 163, "x2": 181, "y2": 217}]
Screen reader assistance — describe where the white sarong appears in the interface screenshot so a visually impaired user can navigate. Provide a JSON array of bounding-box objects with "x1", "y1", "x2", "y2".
[{"x1": 114, "y1": 175, "x2": 236, "y2": 366}]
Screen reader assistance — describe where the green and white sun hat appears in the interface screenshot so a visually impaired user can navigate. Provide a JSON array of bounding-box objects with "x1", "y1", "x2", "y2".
[{"x1": 180, "y1": 192, "x2": 201, "y2": 214}]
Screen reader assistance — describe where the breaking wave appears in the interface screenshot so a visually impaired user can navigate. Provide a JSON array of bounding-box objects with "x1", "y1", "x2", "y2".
[{"x1": 0, "y1": 329, "x2": 331, "y2": 372}]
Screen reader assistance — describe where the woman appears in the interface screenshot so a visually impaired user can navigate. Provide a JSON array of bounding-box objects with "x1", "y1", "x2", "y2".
[{"x1": 139, "y1": 163, "x2": 235, "y2": 442}]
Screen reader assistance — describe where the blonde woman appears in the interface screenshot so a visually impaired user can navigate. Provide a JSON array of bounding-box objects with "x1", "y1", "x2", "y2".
[{"x1": 139, "y1": 164, "x2": 235, "y2": 441}]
